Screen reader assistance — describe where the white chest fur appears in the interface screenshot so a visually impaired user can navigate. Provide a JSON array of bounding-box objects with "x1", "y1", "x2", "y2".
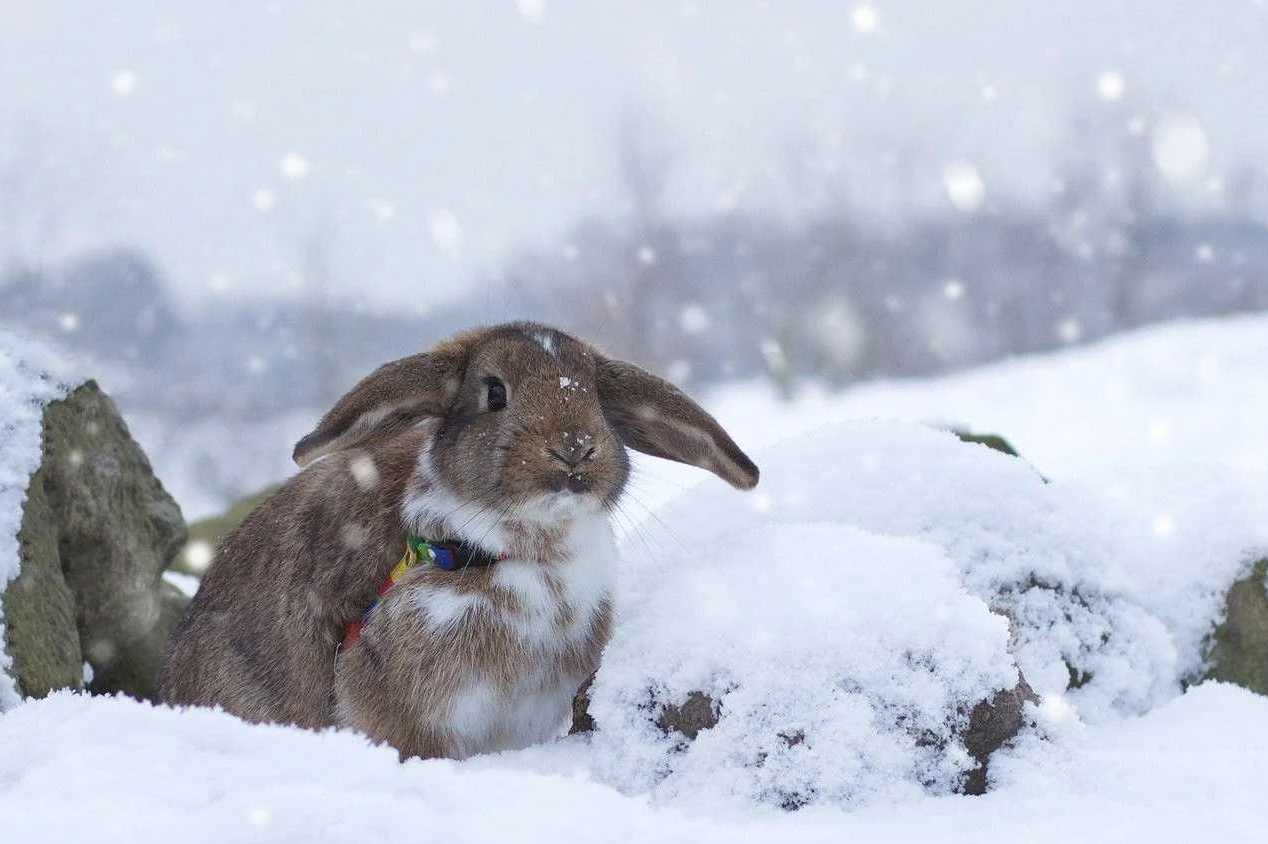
[
  {"x1": 490, "y1": 513, "x2": 617, "y2": 643},
  {"x1": 383, "y1": 506, "x2": 617, "y2": 758},
  {"x1": 449, "y1": 513, "x2": 616, "y2": 755}
]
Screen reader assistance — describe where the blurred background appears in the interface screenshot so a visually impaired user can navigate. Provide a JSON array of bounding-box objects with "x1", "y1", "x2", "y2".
[{"x1": 3, "y1": 0, "x2": 1268, "y2": 520}]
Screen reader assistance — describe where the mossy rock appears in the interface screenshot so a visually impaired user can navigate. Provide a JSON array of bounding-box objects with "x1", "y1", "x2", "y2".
[
  {"x1": 2, "y1": 463, "x2": 83, "y2": 698},
  {"x1": 1206, "y1": 558, "x2": 1268, "y2": 695},
  {"x1": 3, "y1": 381, "x2": 189, "y2": 702}
]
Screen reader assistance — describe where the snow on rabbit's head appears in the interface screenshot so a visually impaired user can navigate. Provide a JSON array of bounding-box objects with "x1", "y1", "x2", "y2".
[{"x1": 292, "y1": 321, "x2": 758, "y2": 529}]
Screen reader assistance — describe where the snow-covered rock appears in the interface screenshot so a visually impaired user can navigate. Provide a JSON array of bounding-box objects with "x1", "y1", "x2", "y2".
[
  {"x1": 574, "y1": 419, "x2": 1268, "y2": 809},
  {"x1": 1, "y1": 330, "x2": 188, "y2": 707},
  {"x1": 582, "y1": 523, "x2": 1028, "y2": 809},
  {"x1": 0, "y1": 333, "x2": 69, "y2": 709}
]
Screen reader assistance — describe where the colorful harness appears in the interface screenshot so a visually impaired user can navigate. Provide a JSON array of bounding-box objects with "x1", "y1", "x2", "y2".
[{"x1": 341, "y1": 535, "x2": 507, "y2": 649}]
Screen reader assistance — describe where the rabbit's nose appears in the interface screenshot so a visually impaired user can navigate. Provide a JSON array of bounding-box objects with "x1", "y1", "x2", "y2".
[
  {"x1": 549, "y1": 442, "x2": 596, "y2": 468},
  {"x1": 549, "y1": 434, "x2": 597, "y2": 468}
]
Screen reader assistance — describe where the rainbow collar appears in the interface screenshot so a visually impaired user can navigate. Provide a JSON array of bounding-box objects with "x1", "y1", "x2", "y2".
[{"x1": 341, "y1": 535, "x2": 506, "y2": 648}]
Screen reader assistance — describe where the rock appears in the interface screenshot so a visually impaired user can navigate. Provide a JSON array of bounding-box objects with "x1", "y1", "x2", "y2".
[
  {"x1": 3, "y1": 463, "x2": 83, "y2": 698},
  {"x1": 570, "y1": 676, "x2": 596, "y2": 734},
  {"x1": 961, "y1": 676, "x2": 1038, "y2": 795},
  {"x1": 571, "y1": 675, "x2": 1036, "y2": 799},
  {"x1": 3, "y1": 381, "x2": 188, "y2": 701},
  {"x1": 655, "y1": 691, "x2": 720, "y2": 741},
  {"x1": 1205, "y1": 558, "x2": 1268, "y2": 695}
]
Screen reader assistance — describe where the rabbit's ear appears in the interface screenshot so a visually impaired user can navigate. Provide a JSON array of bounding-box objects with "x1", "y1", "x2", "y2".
[
  {"x1": 596, "y1": 357, "x2": 759, "y2": 489},
  {"x1": 293, "y1": 333, "x2": 481, "y2": 467}
]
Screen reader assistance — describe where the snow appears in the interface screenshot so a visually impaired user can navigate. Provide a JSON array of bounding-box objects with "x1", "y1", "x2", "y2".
[
  {"x1": 278, "y1": 153, "x2": 310, "y2": 181},
  {"x1": 5, "y1": 315, "x2": 1268, "y2": 837},
  {"x1": 0, "y1": 331, "x2": 73, "y2": 710},
  {"x1": 616, "y1": 420, "x2": 1267, "y2": 731},
  {"x1": 1152, "y1": 113, "x2": 1211, "y2": 184},
  {"x1": 1, "y1": 683, "x2": 1265, "y2": 842},
  {"x1": 1095, "y1": 70, "x2": 1126, "y2": 101},
  {"x1": 586, "y1": 523, "x2": 1017, "y2": 809},
  {"x1": 942, "y1": 161, "x2": 985, "y2": 212},
  {"x1": 852, "y1": 5, "x2": 879, "y2": 34}
]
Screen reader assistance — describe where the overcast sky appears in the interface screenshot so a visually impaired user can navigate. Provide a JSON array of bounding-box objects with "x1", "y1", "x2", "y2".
[{"x1": 4, "y1": 1, "x2": 1268, "y2": 312}]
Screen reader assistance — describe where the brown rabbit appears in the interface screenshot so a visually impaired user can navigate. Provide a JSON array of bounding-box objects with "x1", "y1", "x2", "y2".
[{"x1": 160, "y1": 322, "x2": 758, "y2": 756}]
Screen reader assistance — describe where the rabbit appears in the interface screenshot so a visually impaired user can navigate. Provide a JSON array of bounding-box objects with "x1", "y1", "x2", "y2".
[{"x1": 160, "y1": 321, "x2": 758, "y2": 756}]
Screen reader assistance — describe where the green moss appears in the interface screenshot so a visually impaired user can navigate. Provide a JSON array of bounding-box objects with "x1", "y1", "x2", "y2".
[
  {"x1": 1206, "y1": 559, "x2": 1268, "y2": 695},
  {"x1": 953, "y1": 431, "x2": 1021, "y2": 457}
]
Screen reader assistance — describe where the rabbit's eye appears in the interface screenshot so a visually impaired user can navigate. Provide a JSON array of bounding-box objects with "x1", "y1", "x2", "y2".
[{"x1": 484, "y1": 377, "x2": 507, "y2": 412}]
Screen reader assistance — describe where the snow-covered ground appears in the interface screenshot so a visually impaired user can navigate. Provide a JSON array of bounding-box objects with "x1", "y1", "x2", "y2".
[
  {"x1": 3, "y1": 683, "x2": 1265, "y2": 843},
  {"x1": 3, "y1": 315, "x2": 1268, "y2": 840}
]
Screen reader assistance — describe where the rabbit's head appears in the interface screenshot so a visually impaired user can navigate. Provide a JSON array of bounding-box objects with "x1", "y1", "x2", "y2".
[{"x1": 292, "y1": 322, "x2": 758, "y2": 525}]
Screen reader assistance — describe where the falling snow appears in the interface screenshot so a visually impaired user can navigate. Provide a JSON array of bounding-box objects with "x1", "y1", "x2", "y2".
[
  {"x1": 428, "y1": 209, "x2": 464, "y2": 257},
  {"x1": 678, "y1": 303, "x2": 712, "y2": 335},
  {"x1": 251, "y1": 188, "x2": 276, "y2": 212},
  {"x1": 279, "y1": 153, "x2": 311, "y2": 181},
  {"x1": 1152, "y1": 114, "x2": 1210, "y2": 184},
  {"x1": 942, "y1": 161, "x2": 985, "y2": 212},
  {"x1": 109, "y1": 70, "x2": 137, "y2": 96},
  {"x1": 1096, "y1": 70, "x2": 1126, "y2": 101},
  {"x1": 852, "y1": 4, "x2": 878, "y2": 34}
]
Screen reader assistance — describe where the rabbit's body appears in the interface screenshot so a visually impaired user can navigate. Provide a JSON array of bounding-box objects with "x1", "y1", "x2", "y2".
[
  {"x1": 334, "y1": 464, "x2": 617, "y2": 757},
  {"x1": 160, "y1": 428, "x2": 424, "y2": 728},
  {"x1": 161, "y1": 322, "x2": 758, "y2": 759}
]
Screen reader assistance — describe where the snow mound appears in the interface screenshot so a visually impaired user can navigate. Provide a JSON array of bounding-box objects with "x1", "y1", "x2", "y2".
[
  {"x1": 603, "y1": 420, "x2": 1268, "y2": 781},
  {"x1": 0, "y1": 331, "x2": 73, "y2": 710},
  {"x1": 588, "y1": 524, "x2": 1016, "y2": 809}
]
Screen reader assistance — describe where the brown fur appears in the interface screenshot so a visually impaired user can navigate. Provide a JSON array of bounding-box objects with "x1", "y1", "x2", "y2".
[{"x1": 160, "y1": 321, "x2": 757, "y2": 753}]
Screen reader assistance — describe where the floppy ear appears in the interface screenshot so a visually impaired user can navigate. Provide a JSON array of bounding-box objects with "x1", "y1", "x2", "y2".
[
  {"x1": 292, "y1": 334, "x2": 478, "y2": 467},
  {"x1": 596, "y1": 357, "x2": 759, "y2": 489}
]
